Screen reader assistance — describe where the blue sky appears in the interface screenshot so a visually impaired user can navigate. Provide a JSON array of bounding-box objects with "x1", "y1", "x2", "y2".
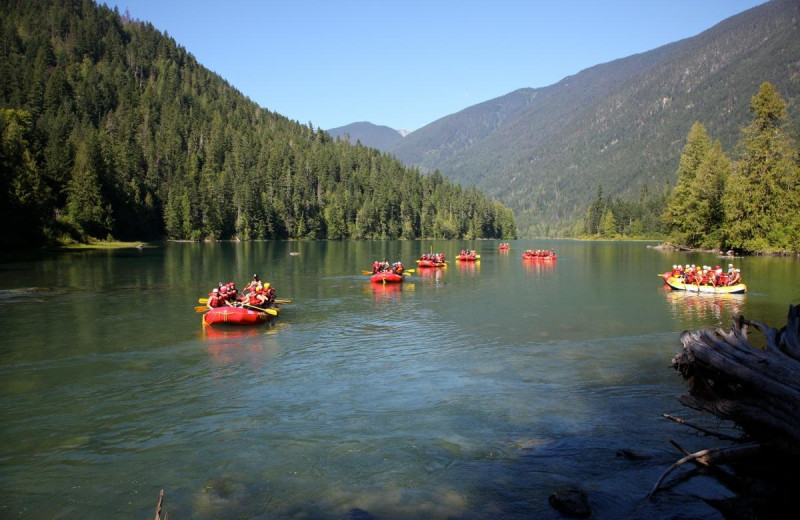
[{"x1": 109, "y1": 0, "x2": 767, "y2": 132}]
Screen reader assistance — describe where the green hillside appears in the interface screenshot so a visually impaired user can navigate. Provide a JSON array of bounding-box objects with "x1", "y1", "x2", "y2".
[
  {"x1": 388, "y1": 0, "x2": 800, "y2": 237},
  {"x1": 0, "y1": 0, "x2": 515, "y2": 249}
]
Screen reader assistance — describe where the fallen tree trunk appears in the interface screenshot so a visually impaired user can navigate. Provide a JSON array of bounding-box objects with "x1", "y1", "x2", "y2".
[
  {"x1": 649, "y1": 305, "x2": 800, "y2": 504},
  {"x1": 670, "y1": 304, "x2": 800, "y2": 452}
]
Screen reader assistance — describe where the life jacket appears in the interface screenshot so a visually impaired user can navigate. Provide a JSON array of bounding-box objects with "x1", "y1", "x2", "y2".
[{"x1": 209, "y1": 295, "x2": 224, "y2": 308}]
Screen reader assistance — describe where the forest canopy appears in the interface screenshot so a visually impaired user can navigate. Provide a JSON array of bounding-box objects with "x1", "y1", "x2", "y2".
[{"x1": 0, "y1": 0, "x2": 516, "y2": 249}]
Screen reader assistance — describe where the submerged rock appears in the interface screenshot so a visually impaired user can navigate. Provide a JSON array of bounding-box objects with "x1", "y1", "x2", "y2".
[
  {"x1": 616, "y1": 448, "x2": 654, "y2": 460},
  {"x1": 548, "y1": 488, "x2": 591, "y2": 518}
]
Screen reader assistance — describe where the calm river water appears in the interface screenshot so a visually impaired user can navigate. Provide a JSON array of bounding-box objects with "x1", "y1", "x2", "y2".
[{"x1": 1, "y1": 240, "x2": 798, "y2": 519}]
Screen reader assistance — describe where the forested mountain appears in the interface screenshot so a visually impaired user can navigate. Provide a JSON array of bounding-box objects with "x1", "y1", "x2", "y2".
[
  {"x1": 326, "y1": 122, "x2": 404, "y2": 151},
  {"x1": 0, "y1": 0, "x2": 515, "y2": 249},
  {"x1": 387, "y1": 0, "x2": 800, "y2": 237}
]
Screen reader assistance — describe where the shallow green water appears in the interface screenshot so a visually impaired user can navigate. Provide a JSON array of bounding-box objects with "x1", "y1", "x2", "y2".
[{"x1": 1, "y1": 240, "x2": 797, "y2": 519}]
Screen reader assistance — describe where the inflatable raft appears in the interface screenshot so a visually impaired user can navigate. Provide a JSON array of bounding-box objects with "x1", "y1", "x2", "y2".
[
  {"x1": 417, "y1": 259, "x2": 446, "y2": 268},
  {"x1": 664, "y1": 276, "x2": 746, "y2": 294},
  {"x1": 370, "y1": 271, "x2": 405, "y2": 283},
  {"x1": 203, "y1": 305, "x2": 273, "y2": 325}
]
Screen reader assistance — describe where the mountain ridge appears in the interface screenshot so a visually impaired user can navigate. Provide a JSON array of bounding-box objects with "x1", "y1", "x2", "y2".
[
  {"x1": 326, "y1": 122, "x2": 404, "y2": 150},
  {"x1": 337, "y1": 0, "x2": 800, "y2": 237}
]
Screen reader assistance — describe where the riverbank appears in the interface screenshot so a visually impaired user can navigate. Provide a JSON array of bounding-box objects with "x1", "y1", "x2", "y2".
[
  {"x1": 650, "y1": 242, "x2": 800, "y2": 257},
  {"x1": 58, "y1": 239, "x2": 151, "y2": 250}
]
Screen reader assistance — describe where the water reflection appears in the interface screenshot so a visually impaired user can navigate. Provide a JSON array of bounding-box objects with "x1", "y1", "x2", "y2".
[
  {"x1": 416, "y1": 267, "x2": 446, "y2": 284},
  {"x1": 523, "y1": 257, "x2": 556, "y2": 275},
  {"x1": 456, "y1": 260, "x2": 479, "y2": 276},
  {"x1": 662, "y1": 284, "x2": 745, "y2": 325},
  {"x1": 201, "y1": 323, "x2": 266, "y2": 341},
  {"x1": 202, "y1": 322, "x2": 281, "y2": 368},
  {"x1": 366, "y1": 281, "x2": 408, "y2": 303}
]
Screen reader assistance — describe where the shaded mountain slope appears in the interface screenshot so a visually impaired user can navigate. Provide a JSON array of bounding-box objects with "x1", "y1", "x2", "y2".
[{"x1": 388, "y1": 0, "x2": 800, "y2": 236}]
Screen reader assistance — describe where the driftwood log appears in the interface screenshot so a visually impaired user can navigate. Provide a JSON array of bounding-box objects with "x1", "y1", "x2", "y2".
[
  {"x1": 649, "y1": 304, "x2": 800, "y2": 502},
  {"x1": 671, "y1": 304, "x2": 800, "y2": 450}
]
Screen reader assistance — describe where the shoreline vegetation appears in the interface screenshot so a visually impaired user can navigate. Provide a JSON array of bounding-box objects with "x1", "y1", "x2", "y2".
[
  {"x1": 30, "y1": 237, "x2": 800, "y2": 257},
  {"x1": 58, "y1": 240, "x2": 149, "y2": 250},
  {"x1": 649, "y1": 242, "x2": 800, "y2": 257}
]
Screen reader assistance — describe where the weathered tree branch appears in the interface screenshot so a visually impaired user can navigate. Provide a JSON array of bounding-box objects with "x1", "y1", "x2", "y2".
[
  {"x1": 154, "y1": 489, "x2": 165, "y2": 520},
  {"x1": 662, "y1": 413, "x2": 745, "y2": 442}
]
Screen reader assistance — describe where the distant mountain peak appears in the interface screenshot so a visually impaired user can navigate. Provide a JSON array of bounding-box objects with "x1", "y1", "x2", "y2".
[{"x1": 326, "y1": 122, "x2": 404, "y2": 151}]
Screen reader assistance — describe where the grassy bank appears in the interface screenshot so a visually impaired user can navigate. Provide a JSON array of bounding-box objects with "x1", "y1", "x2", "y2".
[{"x1": 58, "y1": 240, "x2": 151, "y2": 250}]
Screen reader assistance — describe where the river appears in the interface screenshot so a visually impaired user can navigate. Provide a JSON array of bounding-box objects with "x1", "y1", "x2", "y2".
[{"x1": 1, "y1": 240, "x2": 797, "y2": 519}]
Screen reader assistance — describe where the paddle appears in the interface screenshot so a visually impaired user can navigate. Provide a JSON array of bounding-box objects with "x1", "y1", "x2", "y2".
[
  {"x1": 197, "y1": 303, "x2": 278, "y2": 316},
  {"x1": 240, "y1": 302, "x2": 279, "y2": 316},
  {"x1": 199, "y1": 297, "x2": 292, "y2": 305}
]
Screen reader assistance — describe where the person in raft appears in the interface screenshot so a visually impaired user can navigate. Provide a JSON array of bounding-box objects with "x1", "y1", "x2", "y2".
[
  {"x1": 207, "y1": 288, "x2": 225, "y2": 309},
  {"x1": 244, "y1": 274, "x2": 263, "y2": 293}
]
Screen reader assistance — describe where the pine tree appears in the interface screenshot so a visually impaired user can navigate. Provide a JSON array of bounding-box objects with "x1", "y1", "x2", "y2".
[
  {"x1": 692, "y1": 141, "x2": 730, "y2": 248},
  {"x1": 0, "y1": 109, "x2": 48, "y2": 247},
  {"x1": 723, "y1": 83, "x2": 800, "y2": 253},
  {"x1": 662, "y1": 122, "x2": 712, "y2": 246},
  {"x1": 66, "y1": 129, "x2": 113, "y2": 238},
  {"x1": 600, "y1": 209, "x2": 617, "y2": 237},
  {"x1": 584, "y1": 185, "x2": 605, "y2": 235}
]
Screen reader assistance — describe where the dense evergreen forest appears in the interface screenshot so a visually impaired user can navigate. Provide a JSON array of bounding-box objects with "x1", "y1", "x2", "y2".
[
  {"x1": 0, "y1": 0, "x2": 516, "y2": 249},
  {"x1": 580, "y1": 183, "x2": 668, "y2": 240},
  {"x1": 581, "y1": 82, "x2": 800, "y2": 254}
]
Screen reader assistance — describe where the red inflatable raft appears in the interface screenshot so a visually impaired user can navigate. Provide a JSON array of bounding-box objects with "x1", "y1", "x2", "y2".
[
  {"x1": 370, "y1": 271, "x2": 405, "y2": 283},
  {"x1": 522, "y1": 252, "x2": 557, "y2": 260},
  {"x1": 417, "y1": 259, "x2": 446, "y2": 268},
  {"x1": 203, "y1": 305, "x2": 273, "y2": 325}
]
